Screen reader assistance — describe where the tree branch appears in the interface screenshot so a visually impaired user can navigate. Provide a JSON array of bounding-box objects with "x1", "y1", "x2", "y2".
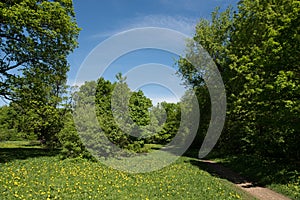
[
  {"x1": 0, "y1": 58, "x2": 33, "y2": 74},
  {"x1": 0, "y1": 33, "x2": 23, "y2": 42}
]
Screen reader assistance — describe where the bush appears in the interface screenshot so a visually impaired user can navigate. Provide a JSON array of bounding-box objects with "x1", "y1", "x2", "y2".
[{"x1": 57, "y1": 113, "x2": 92, "y2": 160}]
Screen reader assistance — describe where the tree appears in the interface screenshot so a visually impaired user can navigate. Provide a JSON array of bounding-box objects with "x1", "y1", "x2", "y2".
[
  {"x1": 177, "y1": 6, "x2": 233, "y2": 87},
  {"x1": 95, "y1": 75, "x2": 153, "y2": 152},
  {"x1": 226, "y1": 0, "x2": 300, "y2": 158},
  {"x1": 11, "y1": 65, "x2": 69, "y2": 146},
  {"x1": 66, "y1": 77, "x2": 148, "y2": 157},
  {"x1": 0, "y1": 0, "x2": 80, "y2": 98},
  {"x1": 150, "y1": 102, "x2": 181, "y2": 144},
  {"x1": 0, "y1": 105, "x2": 19, "y2": 141},
  {"x1": 71, "y1": 80, "x2": 113, "y2": 158},
  {"x1": 0, "y1": 0, "x2": 80, "y2": 146},
  {"x1": 177, "y1": 7, "x2": 233, "y2": 150},
  {"x1": 177, "y1": 0, "x2": 300, "y2": 160},
  {"x1": 129, "y1": 90, "x2": 152, "y2": 127},
  {"x1": 57, "y1": 112, "x2": 92, "y2": 159}
]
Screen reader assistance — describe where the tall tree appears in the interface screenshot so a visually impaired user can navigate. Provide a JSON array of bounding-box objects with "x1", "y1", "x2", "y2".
[
  {"x1": 129, "y1": 90, "x2": 152, "y2": 127},
  {"x1": 177, "y1": 7, "x2": 233, "y2": 150},
  {"x1": 0, "y1": 0, "x2": 80, "y2": 145},
  {"x1": 0, "y1": 0, "x2": 80, "y2": 98},
  {"x1": 226, "y1": 0, "x2": 300, "y2": 158},
  {"x1": 177, "y1": 0, "x2": 300, "y2": 160},
  {"x1": 11, "y1": 65, "x2": 69, "y2": 146}
]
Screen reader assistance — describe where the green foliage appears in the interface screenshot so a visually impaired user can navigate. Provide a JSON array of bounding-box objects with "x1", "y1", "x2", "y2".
[
  {"x1": 224, "y1": 0, "x2": 300, "y2": 158},
  {"x1": 177, "y1": 6, "x2": 233, "y2": 87},
  {"x1": 57, "y1": 112, "x2": 92, "y2": 159},
  {"x1": 0, "y1": 0, "x2": 80, "y2": 149},
  {"x1": 151, "y1": 102, "x2": 181, "y2": 144},
  {"x1": 0, "y1": 0, "x2": 80, "y2": 97},
  {"x1": 178, "y1": 0, "x2": 300, "y2": 161},
  {"x1": 186, "y1": 87, "x2": 211, "y2": 148},
  {"x1": 72, "y1": 80, "x2": 114, "y2": 158},
  {"x1": 0, "y1": 105, "x2": 36, "y2": 141},
  {"x1": 129, "y1": 90, "x2": 152, "y2": 126},
  {"x1": 177, "y1": 6, "x2": 232, "y2": 150},
  {"x1": 95, "y1": 77, "x2": 131, "y2": 150},
  {"x1": 66, "y1": 75, "x2": 190, "y2": 158},
  {"x1": 11, "y1": 68, "x2": 69, "y2": 147},
  {"x1": 95, "y1": 76, "x2": 157, "y2": 153},
  {"x1": 0, "y1": 105, "x2": 19, "y2": 141},
  {"x1": 69, "y1": 77, "x2": 154, "y2": 158},
  {"x1": 0, "y1": 140, "x2": 41, "y2": 149}
]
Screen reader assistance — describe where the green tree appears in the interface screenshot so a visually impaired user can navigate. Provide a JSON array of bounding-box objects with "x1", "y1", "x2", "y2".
[
  {"x1": 0, "y1": 0, "x2": 80, "y2": 146},
  {"x1": 95, "y1": 75, "x2": 153, "y2": 152},
  {"x1": 57, "y1": 112, "x2": 92, "y2": 159},
  {"x1": 226, "y1": 0, "x2": 300, "y2": 158},
  {"x1": 151, "y1": 102, "x2": 181, "y2": 144},
  {"x1": 177, "y1": 1, "x2": 300, "y2": 160},
  {"x1": 0, "y1": 105, "x2": 19, "y2": 141},
  {"x1": 95, "y1": 77, "x2": 130, "y2": 149},
  {"x1": 0, "y1": 0, "x2": 80, "y2": 98},
  {"x1": 70, "y1": 80, "x2": 112, "y2": 158},
  {"x1": 177, "y1": 7, "x2": 233, "y2": 87},
  {"x1": 10, "y1": 62, "x2": 69, "y2": 146},
  {"x1": 177, "y1": 7, "x2": 233, "y2": 150},
  {"x1": 129, "y1": 90, "x2": 152, "y2": 127}
]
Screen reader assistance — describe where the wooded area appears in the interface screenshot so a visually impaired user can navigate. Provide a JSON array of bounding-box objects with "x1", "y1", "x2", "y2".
[
  {"x1": 0, "y1": 0, "x2": 299, "y2": 199},
  {"x1": 1, "y1": 0, "x2": 298, "y2": 161}
]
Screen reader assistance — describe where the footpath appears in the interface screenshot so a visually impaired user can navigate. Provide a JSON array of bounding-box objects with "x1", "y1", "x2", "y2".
[{"x1": 200, "y1": 160, "x2": 291, "y2": 200}]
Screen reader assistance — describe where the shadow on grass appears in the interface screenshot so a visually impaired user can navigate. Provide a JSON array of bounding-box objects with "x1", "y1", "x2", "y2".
[
  {"x1": 184, "y1": 149, "x2": 299, "y2": 187},
  {"x1": 188, "y1": 159, "x2": 259, "y2": 187},
  {"x1": 0, "y1": 148, "x2": 60, "y2": 163},
  {"x1": 23, "y1": 140, "x2": 43, "y2": 147},
  {"x1": 212, "y1": 155, "x2": 300, "y2": 186}
]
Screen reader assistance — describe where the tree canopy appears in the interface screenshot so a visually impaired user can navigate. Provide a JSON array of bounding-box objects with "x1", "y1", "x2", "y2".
[
  {"x1": 177, "y1": 0, "x2": 300, "y2": 160},
  {"x1": 0, "y1": 0, "x2": 80, "y2": 98},
  {"x1": 0, "y1": 0, "x2": 80, "y2": 147}
]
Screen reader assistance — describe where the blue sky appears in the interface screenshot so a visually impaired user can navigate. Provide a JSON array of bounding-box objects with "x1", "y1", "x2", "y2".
[
  {"x1": 0, "y1": 0, "x2": 239, "y2": 106},
  {"x1": 67, "y1": 0, "x2": 239, "y2": 105}
]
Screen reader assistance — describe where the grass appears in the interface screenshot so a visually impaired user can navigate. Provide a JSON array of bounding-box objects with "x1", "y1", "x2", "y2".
[
  {"x1": 0, "y1": 142, "x2": 255, "y2": 200},
  {"x1": 0, "y1": 140, "x2": 42, "y2": 149},
  {"x1": 0, "y1": 141, "x2": 59, "y2": 163},
  {"x1": 212, "y1": 154, "x2": 300, "y2": 200}
]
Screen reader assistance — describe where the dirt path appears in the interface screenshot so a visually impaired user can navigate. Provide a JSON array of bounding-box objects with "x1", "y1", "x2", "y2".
[{"x1": 200, "y1": 160, "x2": 291, "y2": 200}]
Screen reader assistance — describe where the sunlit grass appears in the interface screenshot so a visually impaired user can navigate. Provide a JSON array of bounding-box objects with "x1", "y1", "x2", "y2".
[
  {"x1": 0, "y1": 141, "x2": 41, "y2": 149},
  {"x1": 0, "y1": 145, "x2": 255, "y2": 200}
]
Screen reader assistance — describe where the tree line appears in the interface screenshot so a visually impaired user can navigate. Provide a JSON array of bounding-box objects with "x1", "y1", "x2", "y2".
[
  {"x1": 178, "y1": 1, "x2": 299, "y2": 160},
  {"x1": 0, "y1": 74, "x2": 185, "y2": 158},
  {"x1": 0, "y1": 0, "x2": 299, "y2": 162}
]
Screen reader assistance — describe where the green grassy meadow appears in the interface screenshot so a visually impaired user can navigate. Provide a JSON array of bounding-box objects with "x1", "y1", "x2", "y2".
[{"x1": 0, "y1": 141, "x2": 255, "y2": 200}]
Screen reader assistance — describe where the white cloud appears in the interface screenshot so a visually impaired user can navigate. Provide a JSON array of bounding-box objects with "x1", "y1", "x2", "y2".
[
  {"x1": 67, "y1": 78, "x2": 86, "y2": 87},
  {"x1": 73, "y1": 19, "x2": 194, "y2": 102},
  {"x1": 91, "y1": 14, "x2": 197, "y2": 39},
  {"x1": 150, "y1": 96, "x2": 180, "y2": 106},
  {"x1": 130, "y1": 15, "x2": 197, "y2": 35}
]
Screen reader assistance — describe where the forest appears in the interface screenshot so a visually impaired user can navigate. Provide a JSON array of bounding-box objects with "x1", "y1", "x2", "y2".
[{"x1": 0, "y1": 0, "x2": 299, "y2": 199}]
